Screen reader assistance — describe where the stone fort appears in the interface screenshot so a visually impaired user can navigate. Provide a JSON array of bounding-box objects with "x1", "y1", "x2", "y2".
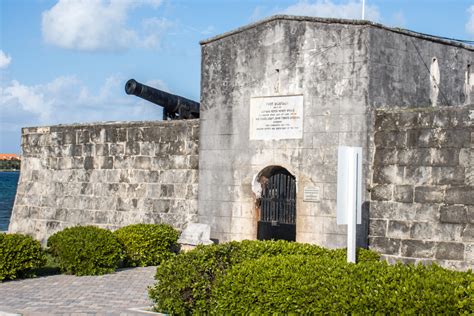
[{"x1": 9, "y1": 16, "x2": 474, "y2": 270}]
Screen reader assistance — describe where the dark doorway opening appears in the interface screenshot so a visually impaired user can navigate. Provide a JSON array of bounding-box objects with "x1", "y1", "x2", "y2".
[{"x1": 257, "y1": 166, "x2": 296, "y2": 241}]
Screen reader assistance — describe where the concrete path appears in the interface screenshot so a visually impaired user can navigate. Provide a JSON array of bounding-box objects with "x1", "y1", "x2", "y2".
[{"x1": 0, "y1": 267, "x2": 159, "y2": 316}]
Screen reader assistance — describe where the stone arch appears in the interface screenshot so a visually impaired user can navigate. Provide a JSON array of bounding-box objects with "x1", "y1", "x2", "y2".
[{"x1": 252, "y1": 165, "x2": 297, "y2": 241}]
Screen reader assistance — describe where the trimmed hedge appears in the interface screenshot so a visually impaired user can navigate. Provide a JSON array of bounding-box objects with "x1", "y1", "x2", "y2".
[
  {"x1": 47, "y1": 226, "x2": 123, "y2": 276},
  {"x1": 0, "y1": 233, "x2": 46, "y2": 281},
  {"x1": 149, "y1": 240, "x2": 379, "y2": 314},
  {"x1": 212, "y1": 255, "x2": 474, "y2": 314},
  {"x1": 114, "y1": 224, "x2": 179, "y2": 267}
]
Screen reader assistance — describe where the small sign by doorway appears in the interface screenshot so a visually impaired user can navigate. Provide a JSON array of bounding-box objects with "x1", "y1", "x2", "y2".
[{"x1": 303, "y1": 186, "x2": 320, "y2": 202}]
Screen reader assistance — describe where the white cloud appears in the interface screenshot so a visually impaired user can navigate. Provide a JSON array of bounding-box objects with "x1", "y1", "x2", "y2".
[
  {"x1": 141, "y1": 17, "x2": 174, "y2": 49},
  {"x1": 42, "y1": 0, "x2": 166, "y2": 51},
  {"x1": 390, "y1": 10, "x2": 406, "y2": 28},
  {"x1": 200, "y1": 26, "x2": 216, "y2": 36},
  {"x1": 467, "y1": 5, "x2": 474, "y2": 38},
  {"x1": 250, "y1": 6, "x2": 266, "y2": 22},
  {"x1": 0, "y1": 50, "x2": 12, "y2": 69},
  {"x1": 145, "y1": 79, "x2": 168, "y2": 91},
  {"x1": 0, "y1": 75, "x2": 168, "y2": 134},
  {"x1": 282, "y1": 0, "x2": 380, "y2": 22},
  {"x1": 2, "y1": 80, "x2": 53, "y2": 122}
]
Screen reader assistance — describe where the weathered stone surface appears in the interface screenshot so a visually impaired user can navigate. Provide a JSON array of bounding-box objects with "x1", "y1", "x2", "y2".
[
  {"x1": 429, "y1": 149, "x2": 460, "y2": 167},
  {"x1": 404, "y1": 166, "x2": 432, "y2": 185},
  {"x1": 373, "y1": 148, "x2": 397, "y2": 166},
  {"x1": 371, "y1": 105, "x2": 473, "y2": 269},
  {"x1": 431, "y1": 167, "x2": 465, "y2": 185},
  {"x1": 387, "y1": 220, "x2": 411, "y2": 239},
  {"x1": 435, "y1": 242, "x2": 465, "y2": 260},
  {"x1": 465, "y1": 243, "x2": 474, "y2": 263},
  {"x1": 462, "y1": 224, "x2": 474, "y2": 242},
  {"x1": 373, "y1": 131, "x2": 406, "y2": 148},
  {"x1": 369, "y1": 201, "x2": 398, "y2": 219},
  {"x1": 393, "y1": 185, "x2": 413, "y2": 203},
  {"x1": 409, "y1": 129, "x2": 470, "y2": 149},
  {"x1": 439, "y1": 205, "x2": 467, "y2": 224},
  {"x1": 445, "y1": 186, "x2": 474, "y2": 205},
  {"x1": 410, "y1": 222, "x2": 463, "y2": 241},
  {"x1": 401, "y1": 240, "x2": 436, "y2": 258},
  {"x1": 368, "y1": 237, "x2": 400, "y2": 255},
  {"x1": 9, "y1": 120, "x2": 200, "y2": 243},
  {"x1": 373, "y1": 165, "x2": 404, "y2": 184},
  {"x1": 178, "y1": 223, "x2": 213, "y2": 246},
  {"x1": 413, "y1": 203, "x2": 440, "y2": 221},
  {"x1": 467, "y1": 206, "x2": 474, "y2": 224},
  {"x1": 371, "y1": 184, "x2": 393, "y2": 201},
  {"x1": 398, "y1": 148, "x2": 431, "y2": 166},
  {"x1": 414, "y1": 186, "x2": 445, "y2": 203},
  {"x1": 368, "y1": 219, "x2": 387, "y2": 237}
]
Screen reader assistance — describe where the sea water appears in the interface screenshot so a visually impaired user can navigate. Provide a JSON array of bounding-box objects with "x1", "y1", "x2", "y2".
[{"x1": 0, "y1": 171, "x2": 20, "y2": 231}]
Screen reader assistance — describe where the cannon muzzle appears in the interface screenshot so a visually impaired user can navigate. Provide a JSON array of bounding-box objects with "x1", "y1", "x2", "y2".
[{"x1": 125, "y1": 79, "x2": 199, "y2": 120}]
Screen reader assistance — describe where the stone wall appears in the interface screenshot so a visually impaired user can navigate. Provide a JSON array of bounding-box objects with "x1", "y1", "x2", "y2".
[
  {"x1": 198, "y1": 15, "x2": 473, "y2": 246},
  {"x1": 9, "y1": 120, "x2": 199, "y2": 243},
  {"x1": 368, "y1": 28, "x2": 474, "y2": 108},
  {"x1": 199, "y1": 16, "x2": 371, "y2": 245},
  {"x1": 369, "y1": 105, "x2": 474, "y2": 270}
]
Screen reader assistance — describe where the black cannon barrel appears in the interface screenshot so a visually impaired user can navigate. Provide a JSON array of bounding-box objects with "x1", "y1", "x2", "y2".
[{"x1": 125, "y1": 79, "x2": 199, "y2": 120}]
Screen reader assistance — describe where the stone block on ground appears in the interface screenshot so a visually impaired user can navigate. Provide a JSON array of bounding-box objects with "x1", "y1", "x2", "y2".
[{"x1": 178, "y1": 223, "x2": 214, "y2": 251}]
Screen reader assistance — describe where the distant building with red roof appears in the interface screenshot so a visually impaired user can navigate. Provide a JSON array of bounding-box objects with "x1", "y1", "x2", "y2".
[{"x1": 0, "y1": 154, "x2": 20, "y2": 161}]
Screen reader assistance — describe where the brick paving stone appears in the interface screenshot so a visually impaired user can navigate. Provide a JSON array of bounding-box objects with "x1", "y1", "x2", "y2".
[{"x1": 0, "y1": 267, "x2": 159, "y2": 315}]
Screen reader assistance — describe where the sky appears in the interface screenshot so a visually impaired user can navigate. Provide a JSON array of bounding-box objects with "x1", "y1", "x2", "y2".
[{"x1": 1, "y1": 0, "x2": 474, "y2": 154}]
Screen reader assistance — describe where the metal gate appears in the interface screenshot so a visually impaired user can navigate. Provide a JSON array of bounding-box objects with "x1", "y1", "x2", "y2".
[{"x1": 257, "y1": 168, "x2": 296, "y2": 241}]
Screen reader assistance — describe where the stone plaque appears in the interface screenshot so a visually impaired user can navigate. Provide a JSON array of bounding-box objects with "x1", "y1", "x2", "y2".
[
  {"x1": 178, "y1": 223, "x2": 213, "y2": 246},
  {"x1": 303, "y1": 186, "x2": 320, "y2": 202},
  {"x1": 249, "y1": 95, "x2": 303, "y2": 140}
]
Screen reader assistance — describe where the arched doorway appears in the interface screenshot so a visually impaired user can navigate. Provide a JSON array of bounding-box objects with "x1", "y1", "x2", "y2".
[{"x1": 256, "y1": 166, "x2": 296, "y2": 241}]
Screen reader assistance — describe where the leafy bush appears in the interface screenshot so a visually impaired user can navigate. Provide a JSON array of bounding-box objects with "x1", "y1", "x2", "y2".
[
  {"x1": 212, "y1": 255, "x2": 473, "y2": 314},
  {"x1": 114, "y1": 224, "x2": 179, "y2": 267},
  {"x1": 47, "y1": 226, "x2": 123, "y2": 276},
  {"x1": 0, "y1": 233, "x2": 46, "y2": 281},
  {"x1": 149, "y1": 240, "x2": 379, "y2": 314}
]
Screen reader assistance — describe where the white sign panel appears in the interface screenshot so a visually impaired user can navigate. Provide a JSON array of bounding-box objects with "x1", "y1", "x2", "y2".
[
  {"x1": 336, "y1": 146, "x2": 362, "y2": 225},
  {"x1": 336, "y1": 146, "x2": 363, "y2": 263},
  {"x1": 303, "y1": 186, "x2": 320, "y2": 202},
  {"x1": 249, "y1": 95, "x2": 303, "y2": 140}
]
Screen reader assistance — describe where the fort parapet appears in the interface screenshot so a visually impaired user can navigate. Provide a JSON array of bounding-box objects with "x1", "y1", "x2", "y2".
[{"x1": 9, "y1": 120, "x2": 199, "y2": 242}]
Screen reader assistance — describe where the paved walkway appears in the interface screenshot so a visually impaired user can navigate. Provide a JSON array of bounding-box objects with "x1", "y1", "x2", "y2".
[{"x1": 0, "y1": 267, "x2": 159, "y2": 316}]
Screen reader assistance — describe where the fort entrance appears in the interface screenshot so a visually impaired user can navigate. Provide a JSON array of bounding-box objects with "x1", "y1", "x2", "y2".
[{"x1": 256, "y1": 166, "x2": 296, "y2": 241}]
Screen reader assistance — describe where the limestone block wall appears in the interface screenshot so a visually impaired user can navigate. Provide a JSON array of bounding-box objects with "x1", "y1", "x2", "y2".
[
  {"x1": 9, "y1": 120, "x2": 199, "y2": 243},
  {"x1": 199, "y1": 16, "x2": 371, "y2": 245},
  {"x1": 369, "y1": 105, "x2": 474, "y2": 270},
  {"x1": 198, "y1": 15, "x2": 473, "y2": 246}
]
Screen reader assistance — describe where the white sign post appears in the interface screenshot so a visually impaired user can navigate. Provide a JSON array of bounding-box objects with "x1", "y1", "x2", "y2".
[{"x1": 336, "y1": 146, "x2": 362, "y2": 263}]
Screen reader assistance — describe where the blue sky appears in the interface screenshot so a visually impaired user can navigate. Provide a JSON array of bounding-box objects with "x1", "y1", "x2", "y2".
[{"x1": 1, "y1": 0, "x2": 474, "y2": 154}]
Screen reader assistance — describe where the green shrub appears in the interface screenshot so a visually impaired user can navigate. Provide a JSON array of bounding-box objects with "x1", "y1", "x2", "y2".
[
  {"x1": 114, "y1": 224, "x2": 179, "y2": 267},
  {"x1": 47, "y1": 226, "x2": 123, "y2": 276},
  {"x1": 148, "y1": 240, "x2": 379, "y2": 314},
  {"x1": 0, "y1": 233, "x2": 46, "y2": 281},
  {"x1": 212, "y1": 255, "x2": 474, "y2": 314}
]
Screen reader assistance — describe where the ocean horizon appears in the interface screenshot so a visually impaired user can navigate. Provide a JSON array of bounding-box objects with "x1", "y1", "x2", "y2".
[{"x1": 0, "y1": 171, "x2": 20, "y2": 231}]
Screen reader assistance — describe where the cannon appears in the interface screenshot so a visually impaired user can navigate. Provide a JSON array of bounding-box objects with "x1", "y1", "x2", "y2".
[{"x1": 125, "y1": 79, "x2": 200, "y2": 120}]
